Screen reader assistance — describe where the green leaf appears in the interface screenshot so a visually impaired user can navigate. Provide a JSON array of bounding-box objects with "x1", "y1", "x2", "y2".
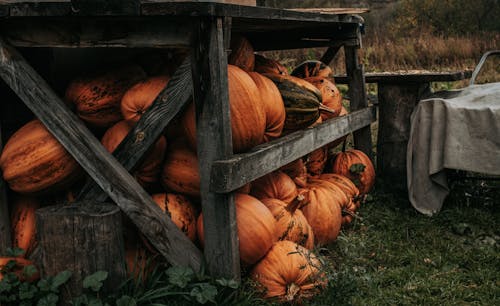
[
  {"x1": 71, "y1": 295, "x2": 88, "y2": 306},
  {"x1": 0, "y1": 280, "x2": 12, "y2": 293},
  {"x1": 215, "y1": 278, "x2": 239, "y2": 289},
  {"x1": 19, "y1": 282, "x2": 38, "y2": 300},
  {"x1": 88, "y1": 297, "x2": 104, "y2": 306},
  {"x1": 37, "y1": 293, "x2": 59, "y2": 306},
  {"x1": 6, "y1": 247, "x2": 26, "y2": 257},
  {"x1": 190, "y1": 283, "x2": 217, "y2": 304},
  {"x1": 116, "y1": 295, "x2": 137, "y2": 306},
  {"x1": 166, "y1": 266, "x2": 194, "y2": 288},
  {"x1": 83, "y1": 271, "x2": 108, "y2": 292},
  {"x1": 37, "y1": 278, "x2": 51, "y2": 292},
  {"x1": 349, "y1": 163, "x2": 366, "y2": 174},
  {"x1": 51, "y1": 270, "x2": 72, "y2": 291},
  {"x1": 23, "y1": 265, "x2": 38, "y2": 278}
]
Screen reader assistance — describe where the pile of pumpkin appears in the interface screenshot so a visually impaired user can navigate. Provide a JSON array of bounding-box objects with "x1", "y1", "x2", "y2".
[{"x1": 0, "y1": 36, "x2": 375, "y2": 302}]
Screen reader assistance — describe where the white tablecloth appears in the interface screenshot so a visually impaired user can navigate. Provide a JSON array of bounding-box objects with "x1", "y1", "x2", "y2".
[{"x1": 407, "y1": 82, "x2": 500, "y2": 215}]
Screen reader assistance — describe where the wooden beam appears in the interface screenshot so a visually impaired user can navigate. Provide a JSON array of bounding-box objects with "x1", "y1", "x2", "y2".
[
  {"x1": 320, "y1": 41, "x2": 344, "y2": 64},
  {"x1": 192, "y1": 17, "x2": 240, "y2": 280},
  {"x1": 211, "y1": 106, "x2": 376, "y2": 193},
  {"x1": 345, "y1": 43, "x2": 373, "y2": 159},
  {"x1": 77, "y1": 57, "x2": 193, "y2": 202},
  {"x1": 2, "y1": 18, "x2": 192, "y2": 48},
  {"x1": 0, "y1": 121, "x2": 11, "y2": 254},
  {"x1": 333, "y1": 70, "x2": 473, "y2": 84},
  {"x1": 70, "y1": 0, "x2": 140, "y2": 16},
  {"x1": 0, "y1": 38, "x2": 202, "y2": 271}
]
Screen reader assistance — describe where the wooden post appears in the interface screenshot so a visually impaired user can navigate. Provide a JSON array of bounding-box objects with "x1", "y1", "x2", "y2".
[
  {"x1": 377, "y1": 82, "x2": 431, "y2": 185},
  {"x1": 191, "y1": 17, "x2": 240, "y2": 281},
  {"x1": 345, "y1": 40, "x2": 372, "y2": 159},
  {"x1": 0, "y1": 121, "x2": 11, "y2": 254},
  {"x1": 320, "y1": 41, "x2": 343, "y2": 65},
  {"x1": 36, "y1": 202, "x2": 126, "y2": 301}
]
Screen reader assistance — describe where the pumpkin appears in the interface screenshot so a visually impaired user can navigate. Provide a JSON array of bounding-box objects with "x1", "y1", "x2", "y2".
[
  {"x1": 228, "y1": 35, "x2": 255, "y2": 72},
  {"x1": 331, "y1": 149, "x2": 375, "y2": 194},
  {"x1": 261, "y1": 195, "x2": 314, "y2": 249},
  {"x1": 250, "y1": 241, "x2": 327, "y2": 302},
  {"x1": 319, "y1": 173, "x2": 361, "y2": 207},
  {"x1": 197, "y1": 193, "x2": 277, "y2": 266},
  {"x1": 248, "y1": 72, "x2": 286, "y2": 142},
  {"x1": 65, "y1": 64, "x2": 146, "y2": 128},
  {"x1": 254, "y1": 54, "x2": 289, "y2": 75},
  {"x1": 311, "y1": 176, "x2": 355, "y2": 225},
  {"x1": 10, "y1": 196, "x2": 39, "y2": 258},
  {"x1": 300, "y1": 179, "x2": 343, "y2": 245},
  {"x1": 0, "y1": 120, "x2": 82, "y2": 195},
  {"x1": 251, "y1": 171, "x2": 298, "y2": 204},
  {"x1": 0, "y1": 257, "x2": 39, "y2": 282},
  {"x1": 327, "y1": 106, "x2": 349, "y2": 149},
  {"x1": 263, "y1": 73, "x2": 335, "y2": 132},
  {"x1": 291, "y1": 60, "x2": 333, "y2": 78},
  {"x1": 101, "y1": 120, "x2": 166, "y2": 187},
  {"x1": 152, "y1": 193, "x2": 197, "y2": 242},
  {"x1": 305, "y1": 77, "x2": 342, "y2": 120},
  {"x1": 121, "y1": 75, "x2": 170, "y2": 124},
  {"x1": 305, "y1": 146, "x2": 328, "y2": 176},
  {"x1": 161, "y1": 141, "x2": 200, "y2": 198},
  {"x1": 182, "y1": 65, "x2": 266, "y2": 153},
  {"x1": 280, "y1": 158, "x2": 308, "y2": 188}
]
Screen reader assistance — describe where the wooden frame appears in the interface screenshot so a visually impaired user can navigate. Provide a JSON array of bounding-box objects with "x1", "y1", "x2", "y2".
[{"x1": 0, "y1": 1, "x2": 374, "y2": 280}]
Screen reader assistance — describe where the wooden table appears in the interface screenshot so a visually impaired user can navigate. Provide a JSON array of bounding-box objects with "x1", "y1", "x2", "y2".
[{"x1": 0, "y1": 0, "x2": 375, "y2": 280}]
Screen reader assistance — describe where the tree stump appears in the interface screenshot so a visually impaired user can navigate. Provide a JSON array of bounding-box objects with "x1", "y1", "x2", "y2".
[{"x1": 36, "y1": 202, "x2": 126, "y2": 301}]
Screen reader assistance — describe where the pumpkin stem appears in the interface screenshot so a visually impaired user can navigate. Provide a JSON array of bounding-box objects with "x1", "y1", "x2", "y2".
[
  {"x1": 287, "y1": 191, "x2": 308, "y2": 213},
  {"x1": 341, "y1": 209, "x2": 363, "y2": 221},
  {"x1": 285, "y1": 282, "x2": 301, "y2": 302},
  {"x1": 318, "y1": 103, "x2": 336, "y2": 115}
]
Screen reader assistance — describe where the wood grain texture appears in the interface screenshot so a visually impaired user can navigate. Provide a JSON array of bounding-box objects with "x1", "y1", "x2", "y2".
[
  {"x1": 320, "y1": 41, "x2": 344, "y2": 65},
  {"x1": 0, "y1": 38, "x2": 202, "y2": 270},
  {"x1": 345, "y1": 44, "x2": 373, "y2": 160},
  {"x1": 2, "y1": 18, "x2": 192, "y2": 48},
  {"x1": 0, "y1": 121, "x2": 11, "y2": 254},
  {"x1": 211, "y1": 106, "x2": 376, "y2": 193},
  {"x1": 334, "y1": 70, "x2": 472, "y2": 84},
  {"x1": 36, "y1": 203, "x2": 126, "y2": 299},
  {"x1": 70, "y1": 0, "x2": 140, "y2": 16},
  {"x1": 192, "y1": 17, "x2": 240, "y2": 280},
  {"x1": 78, "y1": 57, "x2": 193, "y2": 202}
]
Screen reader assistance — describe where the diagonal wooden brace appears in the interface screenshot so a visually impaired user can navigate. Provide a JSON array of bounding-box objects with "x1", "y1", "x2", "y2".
[{"x1": 0, "y1": 38, "x2": 202, "y2": 271}]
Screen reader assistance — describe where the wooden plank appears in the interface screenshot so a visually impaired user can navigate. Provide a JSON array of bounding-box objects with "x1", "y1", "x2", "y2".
[
  {"x1": 77, "y1": 57, "x2": 193, "y2": 202},
  {"x1": 345, "y1": 44, "x2": 373, "y2": 159},
  {"x1": 334, "y1": 70, "x2": 473, "y2": 84},
  {"x1": 0, "y1": 121, "x2": 11, "y2": 254},
  {"x1": 192, "y1": 17, "x2": 240, "y2": 280},
  {"x1": 287, "y1": 8, "x2": 370, "y2": 14},
  {"x1": 7, "y1": 1, "x2": 71, "y2": 17},
  {"x1": 211, "y1": 106, "x2": 376, "y2": 193},
  {"x1": 70, "y1": 0, "x2": 140, "y2": 16},
  {"x1": 2, "y1": 18, "x2": 192, "y2": 48},
  {"x1": 0, "y1": 38, "x2": 202, "y2": 271},
  {"x1": 320, "y1": 41, "x2": 344, "y2": 64}
]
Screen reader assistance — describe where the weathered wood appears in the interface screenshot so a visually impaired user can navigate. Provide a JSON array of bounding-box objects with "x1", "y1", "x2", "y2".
[
  {"x1": 345, "y1": 44, "x2": 373, "y2": 159},
  {"x1": 77, "y1": 57, "x2": 193, "y2": 202},
  {"x1": 211, "y1": 106, "x2": 376, "y2": 193},
  {"x1": 0, "y1": 38, "x2": 202, "y2": 271},
  {"x1": 320, "y1": 41, "x2": 344, "y2": 65},
  {"x1": 2, "y1": 18, "x2": 192, "y2": 48},
  {"x1": 192, "y1": 17, "x2": 240, "y2": 280},
  {"x1": 0, "y1": 121, "x2": 11, "y2": 254},
  {"x1": 248, "y1": 31, "x2": 357, "y2": 51},
  {"x1": 333, "y1": 70, "x2": 473, "y2": 84},
  {"x1": 70, "y1": 0, "x2": 140, "y2": 16},
  {"x1": 36, "y1": 202, "x2": 126, "y2": 301},
  {"x1": 377, "y1": 82, "x2": 432, "y2": 184}
]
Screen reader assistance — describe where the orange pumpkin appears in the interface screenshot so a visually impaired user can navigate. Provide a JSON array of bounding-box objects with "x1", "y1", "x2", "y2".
[
  {"x1": 197, "y1": 193, "x2": 277, "y2": 266},
  {"x1": 0, "y1": 257, "x2": 39, "y2": 282},
  {"x1": 121, "y1": 76, "x2": 170, "y2": 124},
  {"x1": 228, "y1": 36, "x2": 255, "y2": 72},
  {"x1": 65, "y1": 65, "x2": 146, "y2": 128},
  {"x1": 280, "y1": 158, "x2": 308, "y2": 188},
  {"x1": 310, "y1": 176, "x2": 354, "y2": 225},
  {"x1": 291, "y1": 60, "x2": 333, "y2": 79},
  {"x1": 305, "y1": 77, "x2": 342, "y2": 120},
  {"x1": 101, "y1": 120, "x2": 166, "y2": 187},
  {"x1": 261, "y1": 195, "x2": 314, "y2": 249},
  {"x1": 247, "y1": 72, "x2": 286, "y2": 142},
  {"x1": 254, "y1": 54, "x2": 288, "y2": 75},
  {"x1": 250, "y1": 241, "x2": 327, "y2": 302},
  {"x1": 250, "y1": 171, "x2": 298, "y2": 204},
  {"x1": 0, "y1": 120, "x2": 82, "y2": 195},
  {"x1": 331, "y1": 149, "x2": 375, "y2": 194},
  {"x1": 151, "y1": 193, "x2": 197, "y2": 242},
  {"x1": 182, "y1": 65, "x2": 266, "y2": 153},
  {"x1": 10, "y1": 196, "x2": 39, "y2": 257},
  {"x1": 161, "y1": 141, "x2": 200, "y2": 198},
  {"x1": 300, "y1": 179, "x2": 343, "y2": 245},
  {"x1": 305, "y1": 146, "x2": 328, "y2": 176},
  {"x1": 319, "y1": 173, "x2": 361, "y2": 207}
]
